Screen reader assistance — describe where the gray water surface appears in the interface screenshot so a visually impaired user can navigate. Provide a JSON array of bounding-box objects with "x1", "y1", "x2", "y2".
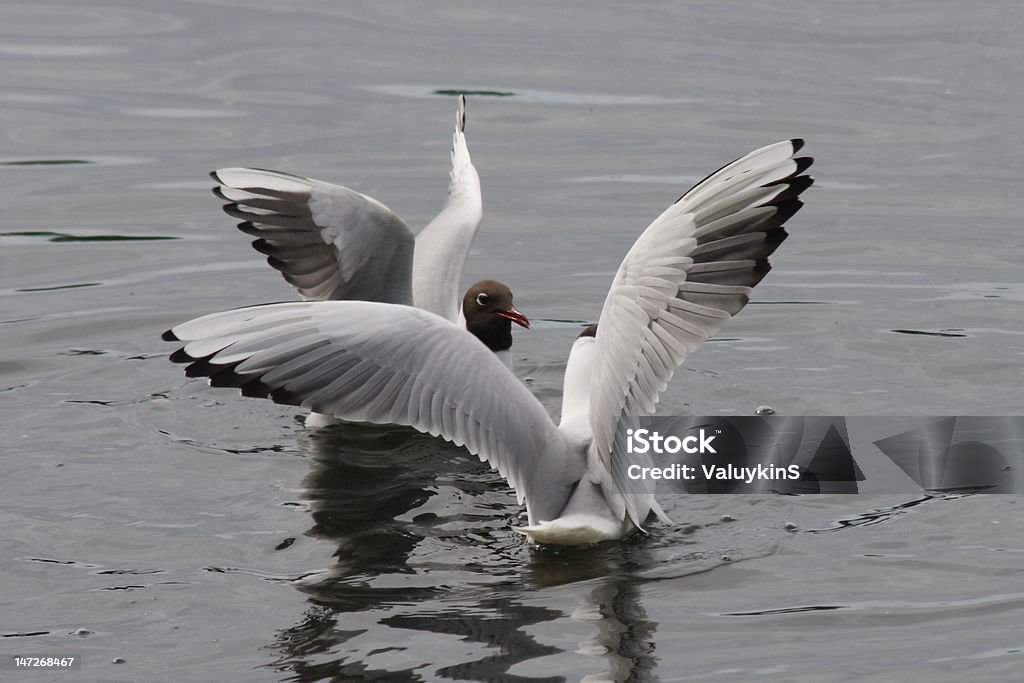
[{"x1": 2, "y1": 1, "x2": 1022, "y2": 681}]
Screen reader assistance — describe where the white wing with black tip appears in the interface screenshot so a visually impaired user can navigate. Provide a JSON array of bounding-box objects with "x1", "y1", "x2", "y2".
[
  {"x1": 586, "y1": 139, "x2": 814, "y2": 524},
  {"x1": 163, "y1": 301, "x2": 582, "y2": 523},
  {"x1": 212, "y1": 168, "x2": 416, "y2": 304}
]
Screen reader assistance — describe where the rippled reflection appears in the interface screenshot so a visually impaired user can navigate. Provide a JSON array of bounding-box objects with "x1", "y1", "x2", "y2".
[{"x1": 268, "y1": 425, "x2": 663, "y2": 681}]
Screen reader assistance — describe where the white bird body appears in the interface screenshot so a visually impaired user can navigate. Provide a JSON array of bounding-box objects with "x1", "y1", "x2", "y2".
[{"x1": 168, "y1": 138, "x2": 814, "y2": 545}]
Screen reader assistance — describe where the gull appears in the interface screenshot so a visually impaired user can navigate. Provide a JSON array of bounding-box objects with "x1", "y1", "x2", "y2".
[
  {"x1": 207, "y1": 97, "x2": 529, "y2": 425},
  {"x1": 165, "y1": 139, "x2": 813, "y2": 545}
]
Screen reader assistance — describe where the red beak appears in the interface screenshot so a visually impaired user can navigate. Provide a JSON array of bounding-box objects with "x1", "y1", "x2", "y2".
[{"x1": 496, "y1": 307, "x2": 530, "y2": 329}]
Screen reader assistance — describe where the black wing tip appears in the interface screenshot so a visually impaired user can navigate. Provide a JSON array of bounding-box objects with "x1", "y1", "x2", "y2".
[
  {"x1": 165, "y1": 334, "x2": 283, "y2": 400},
  {"x1": 162, "y1": 328, "x2": 180, "y2": 342},
  {"x1": 208, "y1": 367, "x2": 250, "y2": 389},
  {"x1": 241, "y1": 378, "x2": 272, "y2": 399},
  {"x1": 790, "y1": 138, "x2": 805, "y2": 153},
  {"x1": 183, "y1": 357, "x2": 216, "y2": 377},
  {"x1": 749, "y1": 259, "x2": 774, "y2": 287},
  {"x1": 269, "y1": 387, "x2": 302, "y2": 405},
  {"x1": 223, "y1": 203, "x2": 253, "y2": 221},
  {"x1": 252, "y1": 240, "x2": 297, "y2": 259},
  {"x1": 773, "y1": 199, "x2": 805, "y2": 226},
  {"x1": 787, "y1": 174, "x2": 815, "y2": 193},
  {"x1": 766, "y1": 174, "x2": 815, "y2": 203},
  {"x1": 793, "y1": 156, "x2": 814, "y2": 175},
  {"x1": 251, "y1": 238, "x2": 273, "y2": 256},
  {"x1": 766, "y1": 226, "x2": 789, "y2": 250},
  {"x1": 182, "y1": 355, "x2": 250, "y2": 384}
]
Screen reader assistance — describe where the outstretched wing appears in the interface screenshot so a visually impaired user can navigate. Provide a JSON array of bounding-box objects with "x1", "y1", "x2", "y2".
[
  {"x1": 164, "y1": 301, "x2": 580, "y2": 522},
  {"x1": 411, "y1": 95, "x2": 484, "y2": 322},
  {"x1": 588, "y1": 139, "x2": 814, "y2": 523},
  {"x1": 211, "y1": 168, "x2": 415, "y2": 304}
]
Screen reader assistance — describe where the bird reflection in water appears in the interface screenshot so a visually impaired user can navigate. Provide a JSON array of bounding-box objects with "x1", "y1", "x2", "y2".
[{"x1": 266, "y1": 424, "x2": 661, "y2": 682}]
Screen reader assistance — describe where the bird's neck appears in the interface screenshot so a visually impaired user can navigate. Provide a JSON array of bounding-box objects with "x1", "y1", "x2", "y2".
[
  {"x1": 468, "y1": 318, "x2": 513, "y2": 352},
  {"x1": 558, "y1": 336, "x2": 596, "y2": 438}
]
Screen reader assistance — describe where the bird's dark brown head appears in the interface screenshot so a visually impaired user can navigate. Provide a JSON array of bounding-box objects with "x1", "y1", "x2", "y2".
[{"x1": 462, "y1": 280, "x2": 530, "y2": 352}]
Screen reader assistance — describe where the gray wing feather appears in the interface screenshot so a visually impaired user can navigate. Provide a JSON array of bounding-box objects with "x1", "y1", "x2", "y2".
[{"x1": 212, "y1": 168, "x2": 416, "y2": 304}]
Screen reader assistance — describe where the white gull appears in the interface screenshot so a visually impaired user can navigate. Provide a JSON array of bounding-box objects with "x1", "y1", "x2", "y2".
[{"x1": 165, "y1": 138, "x2": 814, "y2": 545}]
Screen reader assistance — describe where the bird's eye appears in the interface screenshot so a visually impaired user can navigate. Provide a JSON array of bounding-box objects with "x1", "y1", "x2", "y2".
[{"x1": 476, "y1": 293, "x2": 490, "y2": 307}]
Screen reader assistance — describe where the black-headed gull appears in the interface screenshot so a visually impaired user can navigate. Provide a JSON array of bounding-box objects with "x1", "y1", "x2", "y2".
[
  {"x1": 165, "y1": 139, "x2": 813, "y2": 545},
  {"x1": 208, "y1": 97, "x2": 528, "y2": 426}
]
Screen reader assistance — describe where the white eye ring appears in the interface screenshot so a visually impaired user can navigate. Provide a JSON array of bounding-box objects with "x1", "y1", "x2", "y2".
[{"x1": 475, "y1": 292, "x2": 490, "y2": 306}]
